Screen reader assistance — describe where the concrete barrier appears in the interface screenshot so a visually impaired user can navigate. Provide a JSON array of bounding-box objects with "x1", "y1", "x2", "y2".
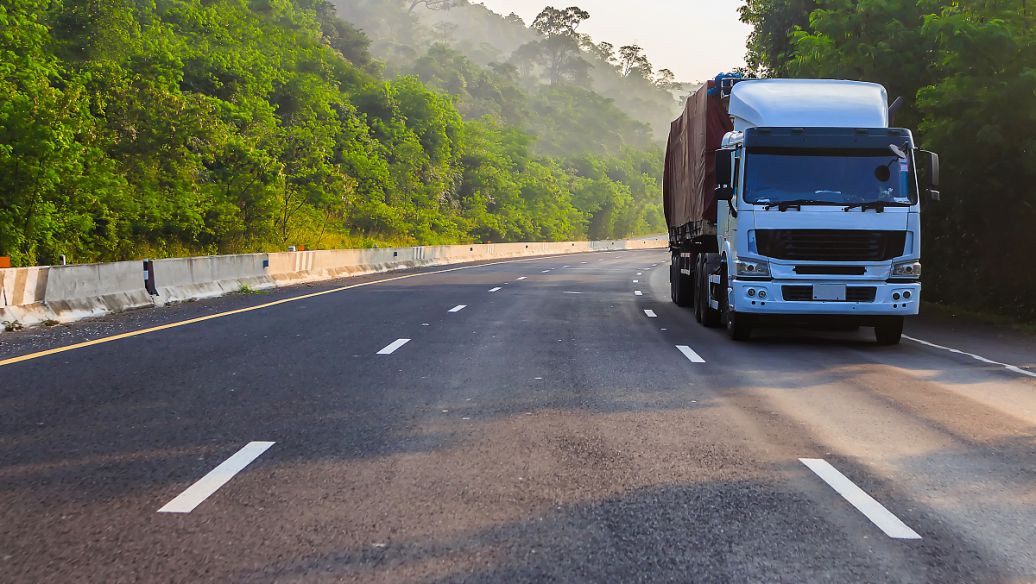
[
  {"x1": 42, "y1": 260, "x2": 154, "y2": 323},
  {"x1": 0, "y1": 237, "x2": 666, "y2": 332},
  {"x1": 264, "y1": 239, "x2": 651, "y2": 284},
  {"x1": 0, "y1": 267, "x2": 50, "y2": 328},
  {"x1": 152, "y1": 254, "x2": 273, "y2": 305}
]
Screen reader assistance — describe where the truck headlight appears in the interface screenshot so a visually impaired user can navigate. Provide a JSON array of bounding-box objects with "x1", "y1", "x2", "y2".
[
  {"x1": 735, "y1": 259, "x2": 770, "y2": 278},
  {"x1": 892, "y1": 260, "x2": 922, "y2": 278}
]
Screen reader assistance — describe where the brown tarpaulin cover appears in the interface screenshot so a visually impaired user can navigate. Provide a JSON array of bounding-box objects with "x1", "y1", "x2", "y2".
[{"x1": 663, "y1": 81, "x2": 733, "y2": 228}]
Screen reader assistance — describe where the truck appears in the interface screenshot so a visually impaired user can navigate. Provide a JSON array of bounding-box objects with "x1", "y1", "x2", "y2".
[{"x1": 664, "y1": 76, "x2": 940, "y2": 344}]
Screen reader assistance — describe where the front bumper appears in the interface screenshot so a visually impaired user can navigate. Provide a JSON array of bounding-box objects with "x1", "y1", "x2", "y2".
[{"x1": 730, "y1": 279, "x2": 921, "y2": 316}]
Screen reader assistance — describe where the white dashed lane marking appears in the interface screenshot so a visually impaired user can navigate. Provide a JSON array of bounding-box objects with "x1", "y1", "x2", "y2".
[
  {"x1": 517, "y1": 276, "x2": 527, "y2": 281},
  {"x1": 676, "y1": 345, "x2": 705, "y2": 363},
  {"x1": 449, "y1": 305, "x2": 466, "y2": 313},
  {"x1": 800, "y1": 458, "x2": 921, "y2": 540},
  {"x1": 377, "y1": 339, "x2": 411, "y2": 355},
  {"x1": 489, "y1": 287, "x2": 502, "y2": 293},
  {"x1": 644, "y1": 310, "x2": 657, "y2": 318},
  {"x1": 158, "y1": 442, "x2": 275, "y2": 514},
  {"x1": 635, "y1": 291, "x2": 643, "y2": 296}
]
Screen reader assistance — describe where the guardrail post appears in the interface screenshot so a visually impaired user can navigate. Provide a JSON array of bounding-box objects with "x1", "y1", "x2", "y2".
[{"x1": 143, "y1": 260, "x2": 158, "y2": 296}]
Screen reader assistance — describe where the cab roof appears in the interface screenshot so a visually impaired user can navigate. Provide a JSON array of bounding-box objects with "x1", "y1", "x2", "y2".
[{"x1": 728, "y1": 79, "x2": 889, "y2": 131}]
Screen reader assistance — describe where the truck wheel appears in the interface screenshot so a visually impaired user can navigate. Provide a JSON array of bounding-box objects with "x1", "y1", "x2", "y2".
[
  {"x1": 700, "y1": 257, "x2": 721, "y2": 328},
  {"x1": 670, "y1": 254, "x2": 679, "y2": 303},
  {"x1": 672, "y1": 254, "x2": 693, "y2": 307},
  {"x1": 727, "y1": 310, "x2": 753, "y2": 341},
  {"x1": 692, "y1": 265, "x2": 704, "y2": 323},
  {"x1": 874, "y1": 317, "x2": 904, "y2": 345}
]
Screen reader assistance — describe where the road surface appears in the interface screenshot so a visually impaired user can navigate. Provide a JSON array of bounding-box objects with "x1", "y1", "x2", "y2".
[{"x1": 2, "y1": 250, "x2": 1035, "y2": 583}]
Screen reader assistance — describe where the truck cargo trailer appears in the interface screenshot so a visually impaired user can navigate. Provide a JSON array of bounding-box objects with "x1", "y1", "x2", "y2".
[{"x1": 664, "y1": 77, "x2": 940, "y2": 344}]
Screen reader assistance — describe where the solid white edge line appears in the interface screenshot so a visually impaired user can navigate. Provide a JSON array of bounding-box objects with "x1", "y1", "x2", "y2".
[
  {"x1": 644, "y1": 310, "x2": 657, "y2": 318},
  {"x1": 449, "y1": 305, "x2": 466, "y2": 313},
  {"x1": 903, "y1": 335, "x2": 1036, "y2": 379},
  {"x1": 377, "y1": 338, "x2": 411, "y2": 355},
  {"x1": 489, "y1": 287, "x2": 502, "y2": 292},
  {"x1": 676, "y1": 345, "x2": 705, "y2": 363},
  {"x1": 158, "y1": 441, "x2": 275, "y2": 513},
  {"x1": 799, "y1": 458, "x2": 921, "y2": 540}
]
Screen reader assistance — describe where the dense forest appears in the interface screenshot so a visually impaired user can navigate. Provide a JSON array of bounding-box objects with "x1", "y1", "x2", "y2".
[
  {"x1": 0, "y1": 0, "x2": 677, "y2": 267},
  {"x1": 741, "y1": 0, "x2": 1036, "y2": 320}
]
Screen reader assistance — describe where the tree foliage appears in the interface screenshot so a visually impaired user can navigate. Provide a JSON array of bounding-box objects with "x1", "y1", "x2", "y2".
[{"x1": 0, "y1": 0, "x2": 666, "y2": 266}]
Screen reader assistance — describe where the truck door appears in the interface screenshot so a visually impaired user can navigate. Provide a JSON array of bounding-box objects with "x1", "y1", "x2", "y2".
[{"x1": 718, "y1": 149, "x2": 741, "y2": 248}]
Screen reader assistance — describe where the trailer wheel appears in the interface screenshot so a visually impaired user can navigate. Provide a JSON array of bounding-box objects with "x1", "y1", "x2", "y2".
[
  {"x1": 670, "y1": 253, "x2": 679, "y2": 303},
  {"x1": 671, "y1": 253, "x2": 693, "y2": 307},
  {"x1": 874, "y1": 317, "x2": 904, "y2": 345},
  {"x1": 692, "y1": 261, "x2": 704, "y2": 323}
]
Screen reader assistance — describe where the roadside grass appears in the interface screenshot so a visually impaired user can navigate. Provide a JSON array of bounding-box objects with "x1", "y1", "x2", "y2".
[{"x1": 924, "y1": 301, "x2": 1036, "y2": 336}]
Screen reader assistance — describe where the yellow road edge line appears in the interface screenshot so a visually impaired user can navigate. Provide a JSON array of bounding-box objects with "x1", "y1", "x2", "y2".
[{"x1": 0, "y1": 254, "x2": 585, "y2": 368}]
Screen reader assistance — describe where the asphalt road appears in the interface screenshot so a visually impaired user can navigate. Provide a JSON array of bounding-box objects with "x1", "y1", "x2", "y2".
[{"x1": 2, "y1": 250, "x2": 1035, "y2": 583}]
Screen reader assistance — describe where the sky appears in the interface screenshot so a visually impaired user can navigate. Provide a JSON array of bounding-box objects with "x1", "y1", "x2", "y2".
[{"x1": 473, "y1": 1, "x2": 752, "y2": 82}]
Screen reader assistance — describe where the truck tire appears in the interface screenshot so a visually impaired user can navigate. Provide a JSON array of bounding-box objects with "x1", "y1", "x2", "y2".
[
  {"x1": 670, "y1": 254, "x2": 679, "y2": 303},
  {"x1": 670, "y1": 252, "x2": 693, "y2": 307},
  {"x1": 727, "y1": 309, "x2": 753, "y2": 341},
  {"x1": 692, "y1": 264, "x2": 704, "y2": 323},
  {"x1": 699, "y1": 255, "x2": 722, "y2": 328},
  {"x1": 874, "y1": 317, "x2": 904, "y2": 345}
]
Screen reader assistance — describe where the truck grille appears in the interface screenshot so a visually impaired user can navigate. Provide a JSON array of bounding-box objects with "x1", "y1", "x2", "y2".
[
  {"x1": 782, "y1": 286, "x2": 877, "y2": 302},
  {"x1": 757, "y1": 230, "x2": 905, "y2": 261}
]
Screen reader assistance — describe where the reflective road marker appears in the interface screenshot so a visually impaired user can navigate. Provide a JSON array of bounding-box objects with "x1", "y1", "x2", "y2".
[{"x1": 158, "y1": 442, "x2": 274, "y2": 513}]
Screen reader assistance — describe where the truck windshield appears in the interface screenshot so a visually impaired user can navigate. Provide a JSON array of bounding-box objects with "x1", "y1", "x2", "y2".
[{"x1": 743, "y1": 147, "x2": 916, "y2": 206}]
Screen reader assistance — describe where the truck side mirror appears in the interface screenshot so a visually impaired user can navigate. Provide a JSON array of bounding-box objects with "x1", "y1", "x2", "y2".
[
  {"x1": 925, "y1": 151, "x2": 940, "y2": 187},
  {"x1": 714, "y1": 148, "x2": 735, "y2": 203},
  {"x1": 919, "y1": 150, "x2": 940, "y2": 201},
  {"x1": 714, "y1": 149, "x2": 732, "y2": 187}
]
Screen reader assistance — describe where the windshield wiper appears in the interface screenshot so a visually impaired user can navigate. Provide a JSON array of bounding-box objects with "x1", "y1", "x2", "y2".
[
  {"x1": 843, "y1": 201, "x2": 912, "y2": 213},
  {"x1": 762, "y1": 199, "x2": 835, "y2": 211}
]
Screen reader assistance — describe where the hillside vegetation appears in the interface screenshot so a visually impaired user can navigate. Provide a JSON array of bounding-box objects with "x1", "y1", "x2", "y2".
[
  {"x1": 741, "y1": 0, "x2": 1036, "y2": 319},
  {"x1": 0, "y1": 0, "x2": 670, "y2": 267}
]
